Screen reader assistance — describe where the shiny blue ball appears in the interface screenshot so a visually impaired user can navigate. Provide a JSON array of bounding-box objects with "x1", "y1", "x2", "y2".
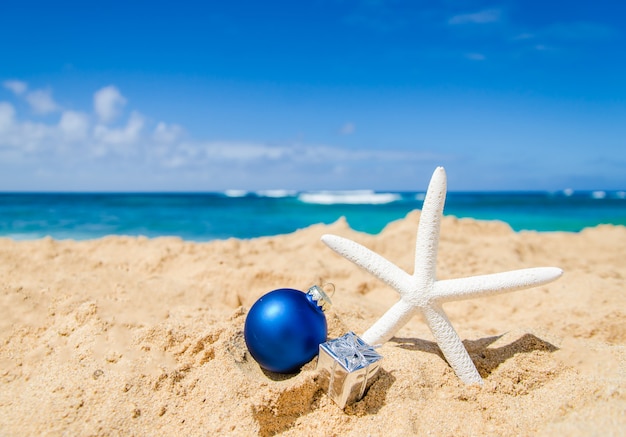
[{"x1": 244, "y1": 288, "x2": 327, "y2": 373}]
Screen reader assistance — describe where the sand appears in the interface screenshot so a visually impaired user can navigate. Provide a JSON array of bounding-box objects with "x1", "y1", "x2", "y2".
[{"x1": 1, "y1": 211, "x2": 625, "y2": 436}]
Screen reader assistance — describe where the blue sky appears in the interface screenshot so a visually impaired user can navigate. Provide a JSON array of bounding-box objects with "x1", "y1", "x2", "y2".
[{"x1": 1, "y1": 0, "x2": 625, "y2": 191}]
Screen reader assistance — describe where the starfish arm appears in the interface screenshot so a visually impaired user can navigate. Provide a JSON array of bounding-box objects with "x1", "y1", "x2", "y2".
[
  {"x1": 361, "y1": 299, "x2": 417, "y2": 345},
  {"x1": 433, "y1": 267, "x2": 563, "y2": 303},
  {"x1": 422, "y1": 304, "x2": 483, "y2": 385},
  {"x1": 413, "y1": 167, "x2": 447, "y2": 284},
  {"x1": 321, "y1": 234, "x2": 413, "y2": 294}
]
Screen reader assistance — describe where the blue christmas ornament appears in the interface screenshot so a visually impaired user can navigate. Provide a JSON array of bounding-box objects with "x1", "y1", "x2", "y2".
[{"x1": 244, "y1": 285, "x2": 332, "y2": 373}]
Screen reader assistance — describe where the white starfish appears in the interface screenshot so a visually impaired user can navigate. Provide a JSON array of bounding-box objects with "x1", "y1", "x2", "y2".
[{"x1": 321, "y1": 167, "x2": 563, "y2": 385}]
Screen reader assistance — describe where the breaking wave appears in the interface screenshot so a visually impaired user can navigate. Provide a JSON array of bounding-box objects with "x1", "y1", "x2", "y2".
[{"x1": 298, "y1": 190, "x2": 401, "y2": 205}]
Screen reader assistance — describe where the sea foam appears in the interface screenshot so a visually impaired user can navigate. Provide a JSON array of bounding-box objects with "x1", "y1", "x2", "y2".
[
  {"x1": 224, "y1": 189, "x2": 248, "y2": 198},
  {"x1": 298, "y1": 190, "x2": 400, "y2": 205},
  {"x1": 255, "y1": 189, "x2": 297, "y2": 198}
]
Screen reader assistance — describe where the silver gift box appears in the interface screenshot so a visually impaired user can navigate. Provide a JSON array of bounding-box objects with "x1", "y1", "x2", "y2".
[{"x1": 316, "y1": 331, "x2": 383, "y2": 409}]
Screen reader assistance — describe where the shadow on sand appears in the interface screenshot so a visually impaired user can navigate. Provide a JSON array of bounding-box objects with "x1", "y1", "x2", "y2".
[{"x1": 393, "y1": 332, "x2": 558, "y2": 378}]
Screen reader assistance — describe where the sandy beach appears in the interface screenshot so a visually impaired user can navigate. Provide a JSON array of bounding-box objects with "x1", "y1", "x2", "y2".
[{"x1": 1, "y1": 211, "x2": 625, "y2": 436}]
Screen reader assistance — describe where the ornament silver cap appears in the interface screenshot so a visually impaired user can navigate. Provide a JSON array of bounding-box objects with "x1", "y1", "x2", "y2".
[{"x1": 307, "y1": 285, "x2": 332, "y2": 312}]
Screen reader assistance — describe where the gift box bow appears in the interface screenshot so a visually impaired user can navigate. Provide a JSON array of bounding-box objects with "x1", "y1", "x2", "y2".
[{"x1": 326, "y1": 331, "x2": 382, "y2": 372}]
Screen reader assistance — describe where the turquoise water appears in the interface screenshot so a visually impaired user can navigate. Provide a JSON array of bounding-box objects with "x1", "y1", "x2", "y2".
[{"x1": 1, "y1": 190, "x2": 625, "y2": 241}]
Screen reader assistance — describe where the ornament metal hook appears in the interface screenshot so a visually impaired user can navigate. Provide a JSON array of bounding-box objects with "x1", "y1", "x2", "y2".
[{"x1": 321, "y1": 282, "x2": 336, "y2": 298}]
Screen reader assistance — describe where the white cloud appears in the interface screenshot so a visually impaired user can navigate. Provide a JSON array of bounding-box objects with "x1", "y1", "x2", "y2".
[
  {"x1": 151, "y1": 140, "x2": 444, "y2": 174},
  {"x1": 15, "y1": 121, "x2": 56, "y2": 152},
  {"x1": 3, "y1": 80, "x2": 28, "y2": 95},
  {"x1": 204, "y1": 141, "x2": 289, "y2": 161},
  {"x1": 311, "y1": 145, "x2": 442, "y2": 163},
  {"x1": 0, "y1": 105, "x2": 55, "y2": 152},
  {"x1": 465, "y1": 52, "x2": 486, "y2": 61},
  {"x1": 94, "y1": 111, "x2": 144, "y2": 146},
  {"x1": 0, "y1": 84, "x2": 142, "y2": 158},
  {"x1": 340, "y1": 122, "x2": 356, "y2": 135},
  {"x1": 161, "y1": 155, "x2": 188, "y2": 169},
  {"x1": 0, "y1": 81, "x2": 451, "y2": 190},
  {"x1": 153, "y1": 122, "x2": 183, "y2": 143},
  {"x1": 59, "y1": 111, "x2": 90, "y2": 141},
  {"x1": 94, "y1": 85, "x2": 127, "y2": 123},
  {"x1": 194, "y1": 142, "x2": 440, "y2": 165},
  {"x1": 449, "y1": 9, "x2": 500, "y2": 25},
  {"x1": 0, "y1": 102, "x2": 16, "y2": 132},
  {"x1": 25, "y1": 89, "x2": 60, "y2": 114}
]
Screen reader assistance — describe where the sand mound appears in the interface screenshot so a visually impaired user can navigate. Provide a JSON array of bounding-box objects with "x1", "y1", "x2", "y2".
[{"x1": 1, "y1": 213, "x2": 625, "y2": 435}]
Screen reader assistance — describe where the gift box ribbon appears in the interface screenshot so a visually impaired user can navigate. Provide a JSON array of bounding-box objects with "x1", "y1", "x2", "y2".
[{"x1": 327, "y1": 331, "x2": 382, "y2": 372}]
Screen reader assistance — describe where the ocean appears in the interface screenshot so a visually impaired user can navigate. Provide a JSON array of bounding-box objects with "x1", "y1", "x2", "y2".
[{"x1": 1, "y1": 190, "x2": 625, "y2": 241}]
